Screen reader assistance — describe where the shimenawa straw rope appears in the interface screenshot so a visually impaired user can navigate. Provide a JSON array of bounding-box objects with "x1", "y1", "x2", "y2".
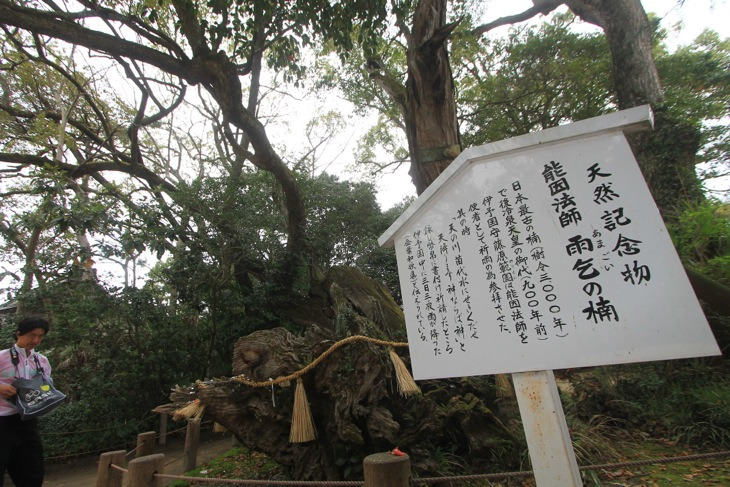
[
  {"x1": 290, "y1": 378, "x2": 317, "y2": 442},
  {"x1": 231, "y1": 335, "x2": 411, "y2": 387},
  {"x1": 174, "y1": 335, "x2": 420, "y2": 443},
  {"x1": 173, "y1": 398, "x2": 205, "y2": 422},
  {"x1": 389, "y1": 349, "x2": 421, "y2": 397}
]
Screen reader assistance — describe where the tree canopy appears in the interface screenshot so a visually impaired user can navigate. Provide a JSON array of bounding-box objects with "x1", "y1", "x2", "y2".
[{"x1": 1, "y1": 0, "x2": 728, "y2": 297}]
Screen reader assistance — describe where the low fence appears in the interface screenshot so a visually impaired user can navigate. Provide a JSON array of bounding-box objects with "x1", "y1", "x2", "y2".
[
  {"x1": 96, "y1": 417, "x2": 208, "y2": 487},
  {"x1": 100, "y1": 450, "x2": 412, "y2": 487},
  {"x1": 96, "y1": 428, "x2": 730, "y2": 487}
]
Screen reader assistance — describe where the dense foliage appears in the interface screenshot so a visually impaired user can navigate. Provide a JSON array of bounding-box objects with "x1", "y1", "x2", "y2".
[
  {"x1": 564, "y1": 357, "x2": 730, "y2": 449},
  {"x1": 1, "y1": 283, "x2": 208, "y2": 456}
]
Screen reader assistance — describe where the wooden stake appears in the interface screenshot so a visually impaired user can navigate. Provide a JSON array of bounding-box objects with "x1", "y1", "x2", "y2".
[
  {"x1": 389, "y1": 349, "x2": 420, "y2": 397},
  {"x1": 289, "y1": 378, "x2": 316, "y2": 443},
  {"x1": 184, "y1": 418, "x2": 201, "y2": 473}
]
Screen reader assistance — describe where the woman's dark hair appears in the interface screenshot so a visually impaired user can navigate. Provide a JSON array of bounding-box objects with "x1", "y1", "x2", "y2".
[{"x1": 16, "y1": 316, "x2": 50, "y2": 336}]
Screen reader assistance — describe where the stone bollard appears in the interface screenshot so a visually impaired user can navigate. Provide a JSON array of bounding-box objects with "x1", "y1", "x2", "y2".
[
  {"x1": 127, "y1": 453, "x2": 164, "y2": 487},
  {"x1": 363, "y1": 451, "x2": 411, "y2": 487},
  {"x1": 135, "y1": 431, "x2": 156, "y2": 458},
  {"x1": 96, "y1": 450, "x2": 126, "y2": 487}
]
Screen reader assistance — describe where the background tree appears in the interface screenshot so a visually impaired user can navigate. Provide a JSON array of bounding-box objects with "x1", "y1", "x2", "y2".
[{"x1": 334, "y1": 0, "x2": 730, "y2": 335}]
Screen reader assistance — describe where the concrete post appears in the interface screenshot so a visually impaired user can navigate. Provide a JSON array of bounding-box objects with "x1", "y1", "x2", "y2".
[
  {"x1": 158, "y1": 413, "x2": 168, "y2": 445},
  {"x1": 135, "y1": 431, "x2": 156, "y2": 458},
  {"x1": 127, "y1": 453, "x2": 164, "y2": 487},
  {"x1": 183, "y1": 418, "x2": 201, "y2": 472},
  {"x1": 95, "y1": 450, "x2": 126, "y2": 487}
]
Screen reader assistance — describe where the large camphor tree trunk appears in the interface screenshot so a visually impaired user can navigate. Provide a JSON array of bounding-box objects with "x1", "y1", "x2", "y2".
[{"x1": 163, "y1": 267, "x2": 519, "y2": 480}]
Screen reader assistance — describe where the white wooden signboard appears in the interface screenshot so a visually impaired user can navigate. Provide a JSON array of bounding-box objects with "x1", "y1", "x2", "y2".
[
  {"x1": 380, "y1": 106, "x2": 721, "y2": 486},
  {"x1": 379, "y1": 105, "x2": 720, "y2": 382}
]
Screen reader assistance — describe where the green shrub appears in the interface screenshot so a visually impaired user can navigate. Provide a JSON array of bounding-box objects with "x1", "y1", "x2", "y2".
[
  {"x1": 564, "y1": 360, "x2": 730, "y2": 449},
  {"x1": 669, "y1": 200, "x2": 730, "y2": 285}
]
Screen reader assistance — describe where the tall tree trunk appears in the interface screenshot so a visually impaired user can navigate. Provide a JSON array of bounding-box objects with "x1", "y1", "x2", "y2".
[
  {"x1": 404, "y1": 0, "x2": 462, "y2": 194},
  {"x1": 565, "y1": 0, "x2": 661, "y2": 109}
]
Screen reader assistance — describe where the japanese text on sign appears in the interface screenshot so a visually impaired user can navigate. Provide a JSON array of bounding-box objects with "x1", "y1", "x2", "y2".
[{"x1": 392, "y1": 131, "x2": 718, "y2": 379}]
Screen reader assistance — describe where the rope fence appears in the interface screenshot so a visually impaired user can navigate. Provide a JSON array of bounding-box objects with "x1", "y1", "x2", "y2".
[
  {"x1": 163, "y1": 449, "x2": 730, "y2": 485},
  {"x1": 44, "y1": 419, "x2": 211, "y2": 462},
  {"x1": 155, "y1": 474, "x2": 363, "y2": 485},
  {"x1": 90, "y1": 334, "x2": 730, "y2": 485},
  {"x1": 43, "y1": 413, "x2": 175, "y2": 462},
  {"x1": 97, "y1": 432, "x2": 730, "y2": 487}
]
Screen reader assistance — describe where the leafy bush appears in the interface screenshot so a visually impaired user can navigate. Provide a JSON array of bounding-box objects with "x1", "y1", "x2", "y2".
[
  {"x1": 563, "y1": 359, "x2": 730, "y2": 448},
  {"x1": 672, "y1": 383, "x2": 730, "y2": 446},
  {"x1": 168, "y1": 446, "x2": 285, "y2": 486},
  {"x1": 1, "y1": 282, "x2": 213, "y2": 458},
  {"x1": 669, "y1": 200, "x2": 730, "y2": 285}
]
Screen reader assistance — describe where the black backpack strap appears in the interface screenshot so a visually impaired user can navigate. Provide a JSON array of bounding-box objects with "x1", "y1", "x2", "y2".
[
  {"x1": 33, "y1": 354, "x2": 45, "y2": 376},
  {"x1": 7, "y1": 347, "x2": 44, "y2": 378},
  {"x1": 9, "y1": 346, "x2": 19, "y2": 366},
  {"x1": 8, "y1": 346, "x2": 20, "y2": 379}
]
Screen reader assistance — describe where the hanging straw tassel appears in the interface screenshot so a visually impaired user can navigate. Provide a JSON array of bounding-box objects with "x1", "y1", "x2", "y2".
[
  {"x1": 173, "y1": 398, "x2": 205, "y2": 422},
  {"x1": 389, "y1": 349, "x2": 420, "y2": 397},
  {"x1": 289, "y1": 378, "x2": 317, "y2": 443},
  {"x1": 495, "y1": 374, "x2": 514, "y2": 398}
]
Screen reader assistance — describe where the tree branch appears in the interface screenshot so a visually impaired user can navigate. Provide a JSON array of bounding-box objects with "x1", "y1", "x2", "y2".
[
  {"x1": 0, "y1": 0, "x2": 190, "y2": 78},
  {"x1": 470, "y1": 0, "x2": 564, "y2": 37},
  {"x1": 0, "y1": 152, "x2": 178, "y2": 193}
]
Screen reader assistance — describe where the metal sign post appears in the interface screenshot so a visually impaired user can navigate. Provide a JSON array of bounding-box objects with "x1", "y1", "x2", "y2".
[{"x1": 512, "y1": 370, "x2": 582, "y2": 486}]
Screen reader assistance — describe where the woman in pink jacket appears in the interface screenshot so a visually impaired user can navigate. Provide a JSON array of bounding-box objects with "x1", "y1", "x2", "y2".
[{"x1": 0, "y1": 316, "x2": 52, "y2": 487}]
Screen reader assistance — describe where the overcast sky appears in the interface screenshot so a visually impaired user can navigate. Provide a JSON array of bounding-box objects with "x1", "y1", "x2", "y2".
[{"x1": 642, "y1": 0, "x2": 729, "y2": 46}]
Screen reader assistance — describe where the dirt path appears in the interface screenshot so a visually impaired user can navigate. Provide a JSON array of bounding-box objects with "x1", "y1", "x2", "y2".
[{"x1": 3, "y1": 432, "x2": 235, "y2": 487}]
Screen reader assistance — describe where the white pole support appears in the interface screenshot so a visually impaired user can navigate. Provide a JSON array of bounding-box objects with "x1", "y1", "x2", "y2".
[{"x1": 512, "y1": 369, "x2": 582, "y2": 486}]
